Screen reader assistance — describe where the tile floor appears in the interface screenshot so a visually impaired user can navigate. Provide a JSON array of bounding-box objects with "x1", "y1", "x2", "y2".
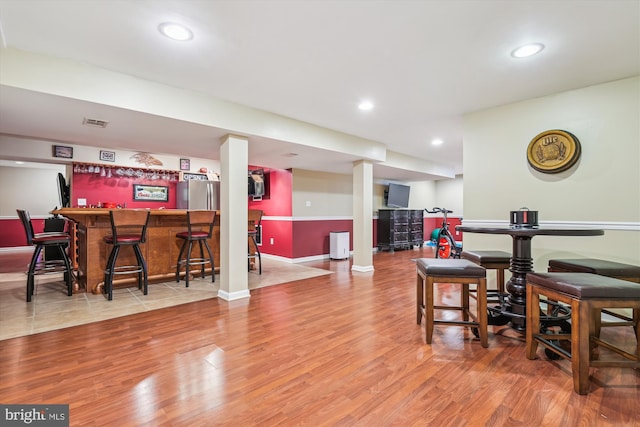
[{"x1": 0, "y1": 257, "x2": 333, "y2": 341}]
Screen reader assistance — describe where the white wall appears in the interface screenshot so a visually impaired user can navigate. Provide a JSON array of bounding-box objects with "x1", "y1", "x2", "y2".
[
  {"x1": 0, "y1": 161, "x2": 65, "y2": 217},
  {"x1": 462, "y1": 76, "x2": 640, "y2": 268}
]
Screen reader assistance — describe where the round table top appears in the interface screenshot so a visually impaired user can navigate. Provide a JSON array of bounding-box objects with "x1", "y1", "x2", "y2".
[{"x1": 456, "y1": 225, "x2": 604, "y2": 237}]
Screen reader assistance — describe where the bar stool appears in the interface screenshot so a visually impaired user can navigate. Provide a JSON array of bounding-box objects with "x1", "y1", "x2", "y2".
[
  {"x1": 17, "y1": 209, "x2": 74, "y2": 302},
  {"x1": 248, "y1": 209, "x2": 263, "y2": 274},
  {"x1": 461, "y1": 250, "x2": 511, "y2": 303},
  {"x1": 548, "y1": 258, "x2": 640, "y2": 334},
  {"x1": 416, "y1": 258, "x2": 489, "y2": 347},
  {"x1": 103, "y1": 209, "x2": 150, "y2": 301},
  {"x1": 175, "y1": 210, "x2": 216, "y2": 287},
  {"x1": 525, "y1": 272, "x2": 640, "y2": 394}
]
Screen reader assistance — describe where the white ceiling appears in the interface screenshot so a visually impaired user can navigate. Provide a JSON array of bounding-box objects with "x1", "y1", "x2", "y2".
[{"x1": 0, "y1": 0, "x2": 638, "y2": 181}]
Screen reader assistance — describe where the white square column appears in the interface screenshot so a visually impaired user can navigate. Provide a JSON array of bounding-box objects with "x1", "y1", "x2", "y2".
[
  {"x1": 352, "y1": 160, "x2": 374, "y2": 272},
  {"x1": 218, "y1": 134, "x2": 250, "y2": 301}
]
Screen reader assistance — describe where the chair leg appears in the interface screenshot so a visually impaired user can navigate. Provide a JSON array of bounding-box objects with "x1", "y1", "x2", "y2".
[
  {"x1": 477, "y1": 278, "x2": 488, "y2": 348},
  {"x1": 417, "y1": 272, "x2": 424, "y2": 324},
  {"x1": 58, "y1": 243, "x2": 73, "y2": 296},
  {"x1": 132, "y1": 244, "x2": 148, "y2": 295},
  {"x1": 198, "y1": 240, "x2": 206, "y2": 278},
  {"x1": 185, "y1": 241, "x2": 194, "y2": 287},
  {"x1": 574, "y1": 300, "x2": 591, "y2": 395},
  {"x1": 176, "y1": 239, "x2": 187, "y2": 282},
  {"x1": 496, "y1": 268, "x2": 505, "y2": 294},
  {"x1": 425, "y1": 276, "x2": 435, "y2": 344},
  {"x1": 104, "y1": 245, "x2": 120, "y2": 301},
  {"x1": 203, "y1": 240, "x2": 215, "y2": 283},
  {"x1": 26, "y1": 245, "x2": 43, "y2": 302},
  {"x1": 525, "y1": 285, "x2": 540, "y2": 360},
  {"x1": 250, "y1": 235, "x2": 262, "y2": 274}
]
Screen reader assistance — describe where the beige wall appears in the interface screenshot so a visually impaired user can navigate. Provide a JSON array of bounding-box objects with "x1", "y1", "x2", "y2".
[
  {"x1": 462, "y1": 76, "x2": 640, "y2": 268},
  {"x1": 290, "y1": 167, "x2": 459, "y2": 218}
]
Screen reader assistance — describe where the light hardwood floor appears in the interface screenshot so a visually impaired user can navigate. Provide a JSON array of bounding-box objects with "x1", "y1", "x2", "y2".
[{"x1": 1, "y1": 247, "x2": 638, "y2": 426}]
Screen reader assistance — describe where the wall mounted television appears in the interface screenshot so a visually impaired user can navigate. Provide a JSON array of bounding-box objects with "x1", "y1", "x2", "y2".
[
  {"x1": 248, "y1": 169, "x2": 265, "y2": 198},
  {"x1": 385, "y1": 183, "x2": 410, "y2": 208}
]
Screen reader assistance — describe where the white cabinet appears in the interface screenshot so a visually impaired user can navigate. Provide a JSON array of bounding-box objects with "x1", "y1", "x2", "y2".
[{"x1": 329, "y1": 231, "x2": 350, "y2": 260}]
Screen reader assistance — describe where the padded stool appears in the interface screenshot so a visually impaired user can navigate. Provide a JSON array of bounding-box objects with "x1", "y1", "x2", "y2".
[
  {"x1": 548, "y1": 258, "x2": 640, "y2": 332},
  {"x1": 103, "y1": 209, "x2": 150, "y2": 301},
  {"x1": 176, "y1": 210, "x2": 216, "y2": 287},
  {"x1": 17, "y1": 209, "x2": 74, "y2": 302},
  {"x1": 525, "y1": 272, "x2": 640, "y2": 395},
  {"x1": 416, "y1": 258, "x2": 488, "y2": 347},
  {"x1": 461, "y1": 250, "x2": 511, "y2": 303}
]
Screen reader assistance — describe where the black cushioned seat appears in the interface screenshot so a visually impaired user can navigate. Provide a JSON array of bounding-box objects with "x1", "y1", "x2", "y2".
[
  {"x1": 416, "y1": 258, "x2": 486, "y2": 278},
  {"x1": 525, "y1": 272, "x2": 640, "y2": 395},
  {"x1": 548, "y1": 258, "x2": 640, "y2": 281},
  {"x1": 527, "y1": 272, "x2": 640, "y2": 298},
  {"x1": 416, "y1": 258, "x2": 488, "y2": 347}
]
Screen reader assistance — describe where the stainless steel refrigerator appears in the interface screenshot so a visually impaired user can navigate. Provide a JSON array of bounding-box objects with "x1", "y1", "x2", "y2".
[{"x1": 176, "y1": 180, "x2": 220, "y2": 210}]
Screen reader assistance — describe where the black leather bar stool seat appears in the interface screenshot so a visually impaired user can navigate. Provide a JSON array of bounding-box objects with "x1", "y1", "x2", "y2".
[
  {"x1": 416, "y1": 258, "x2": 488, "y2": 347},
  {"x1": 17, "y1": 209, "x2": 74, "y2": 302},
  {"x1": 176, "y1": 210, "x2": 216, "y2": 287},
  {"x1": 103, "y1": 209, "x2": 150, "y2": 300}
]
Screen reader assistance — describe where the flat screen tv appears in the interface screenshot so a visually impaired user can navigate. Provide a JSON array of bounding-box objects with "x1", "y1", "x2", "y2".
[
  {"x1": 386, "y1": 183, "x2": 410, "y2": 208},
  {"x1": 57, "y1": 173, "x2": 70, "y2": 208},
  {"x1": 248, "y1": 169, "x2": 265, "y2": 197}
]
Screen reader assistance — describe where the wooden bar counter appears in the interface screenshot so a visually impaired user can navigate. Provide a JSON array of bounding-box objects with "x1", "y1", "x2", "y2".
[{"x1": 52, "y1": 208, "x2": 220, "y2": 294}]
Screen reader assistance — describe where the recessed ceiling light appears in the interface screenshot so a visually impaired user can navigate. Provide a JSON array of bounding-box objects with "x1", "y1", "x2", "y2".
[
  {"x1": 431, "y1": 138, "x2": 444, "y2": 146},
  {"x1": 15, "y1": 161, "x2": 24, "y2": 165},
  {"x1": 358, "y1": 101, "x2": 374, "y2": 111},
  {"x1": 511, "y1": 43, "x2": 544, "y2": 58},
  {"x1": 158, "y1": 22, "x2": 194, "y2": 41}
]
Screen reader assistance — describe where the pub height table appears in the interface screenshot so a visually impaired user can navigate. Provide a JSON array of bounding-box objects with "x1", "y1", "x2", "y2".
[{"x1": 456, "y1": 224, "x2": 604, "y2": 332}]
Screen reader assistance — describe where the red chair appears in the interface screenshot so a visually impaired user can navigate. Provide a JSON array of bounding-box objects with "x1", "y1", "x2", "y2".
[{"x1": 17, "y1": 209, "x2": 73, "y2": 302}]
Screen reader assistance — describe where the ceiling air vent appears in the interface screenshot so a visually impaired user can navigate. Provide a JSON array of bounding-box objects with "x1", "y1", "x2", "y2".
[{"x1": 82, "y1": 117, "x2": 109, "y2": 128}]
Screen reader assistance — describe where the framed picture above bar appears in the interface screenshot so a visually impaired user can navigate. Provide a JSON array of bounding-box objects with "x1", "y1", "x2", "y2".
[
  {"x1": 133, "y1": 184, "x2": 169, "y2": 202},
  {"x1": 100, "y1": 150, "x2": 116, "y2": 162},
  {"x1": 180, "y1": 158, "x2": 190, "y2": 171},
  {"x1": 53, "y1": 145, "x2": 73, "y2": 159}
]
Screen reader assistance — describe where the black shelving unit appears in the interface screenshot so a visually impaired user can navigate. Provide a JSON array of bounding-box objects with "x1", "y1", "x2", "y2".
[{"x1": 377, "y1": 209, "x2": 424, "y2": 251}]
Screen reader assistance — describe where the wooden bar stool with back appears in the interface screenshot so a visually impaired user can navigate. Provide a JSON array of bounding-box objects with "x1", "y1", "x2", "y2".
[
  {"x1": 103, "y1": 209, "x2": 151, "y2": 300},
  {"x1": 175, "y1": 210, "x2": 216, "y2": 286}
]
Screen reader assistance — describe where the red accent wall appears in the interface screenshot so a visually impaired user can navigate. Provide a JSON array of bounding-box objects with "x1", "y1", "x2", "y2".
[
  {"x1": 72, "y1": 173, "x2": 178, "y2": 209},
  {"x1": 424, "y1": 216, "x2": 463, "y2": 241},
  {"x1": 1, "y1": 218, "x2": 50, "y2": 248},
  {"x1": 248, "y1": 167, "x2": 292, "y2": 216},
  {"x1": 292, "y1": 219, "x2": 353, "y2": 258}
]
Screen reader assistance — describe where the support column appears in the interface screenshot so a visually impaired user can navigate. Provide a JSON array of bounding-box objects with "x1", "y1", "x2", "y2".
[
  {"x1": 218, "y1": 134, "x2": 250, "y2": 301},
  {"x1": 351, "y1": 160, "x2": 374, "y2": 272}
]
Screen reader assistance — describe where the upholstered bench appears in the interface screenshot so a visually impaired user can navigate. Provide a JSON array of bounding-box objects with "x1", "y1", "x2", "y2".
[
  {"x1": 461, "y1": 250, "x2": 511, "y2": 303},
  {"x1": 525, "y1": 272, "x2": 640, "y2": 395},
  {"x1": 548, "y1": 258, "x2": 640, "y2": 330},
  {"x1": 416, "y1": 258, "x2": 488, "y2": 347}
]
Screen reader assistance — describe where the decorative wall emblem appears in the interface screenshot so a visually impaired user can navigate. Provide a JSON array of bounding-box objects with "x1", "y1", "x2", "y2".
[
  {"x1": 527, "y1": 130, "x2": 581, "y2": 173},
  {"x1": 131, "y1": 152, "x2": 163, "y2": 167}
]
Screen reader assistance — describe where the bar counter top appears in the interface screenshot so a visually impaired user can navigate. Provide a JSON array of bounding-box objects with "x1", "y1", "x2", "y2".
[{"x1": 52, "y1": 208, "x2": 220, "y2": 294}]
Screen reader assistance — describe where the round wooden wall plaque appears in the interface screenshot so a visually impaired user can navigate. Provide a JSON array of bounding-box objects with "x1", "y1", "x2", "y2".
[{"x1": 527, "y1": 129, "x2": 581, "y2": 173}]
